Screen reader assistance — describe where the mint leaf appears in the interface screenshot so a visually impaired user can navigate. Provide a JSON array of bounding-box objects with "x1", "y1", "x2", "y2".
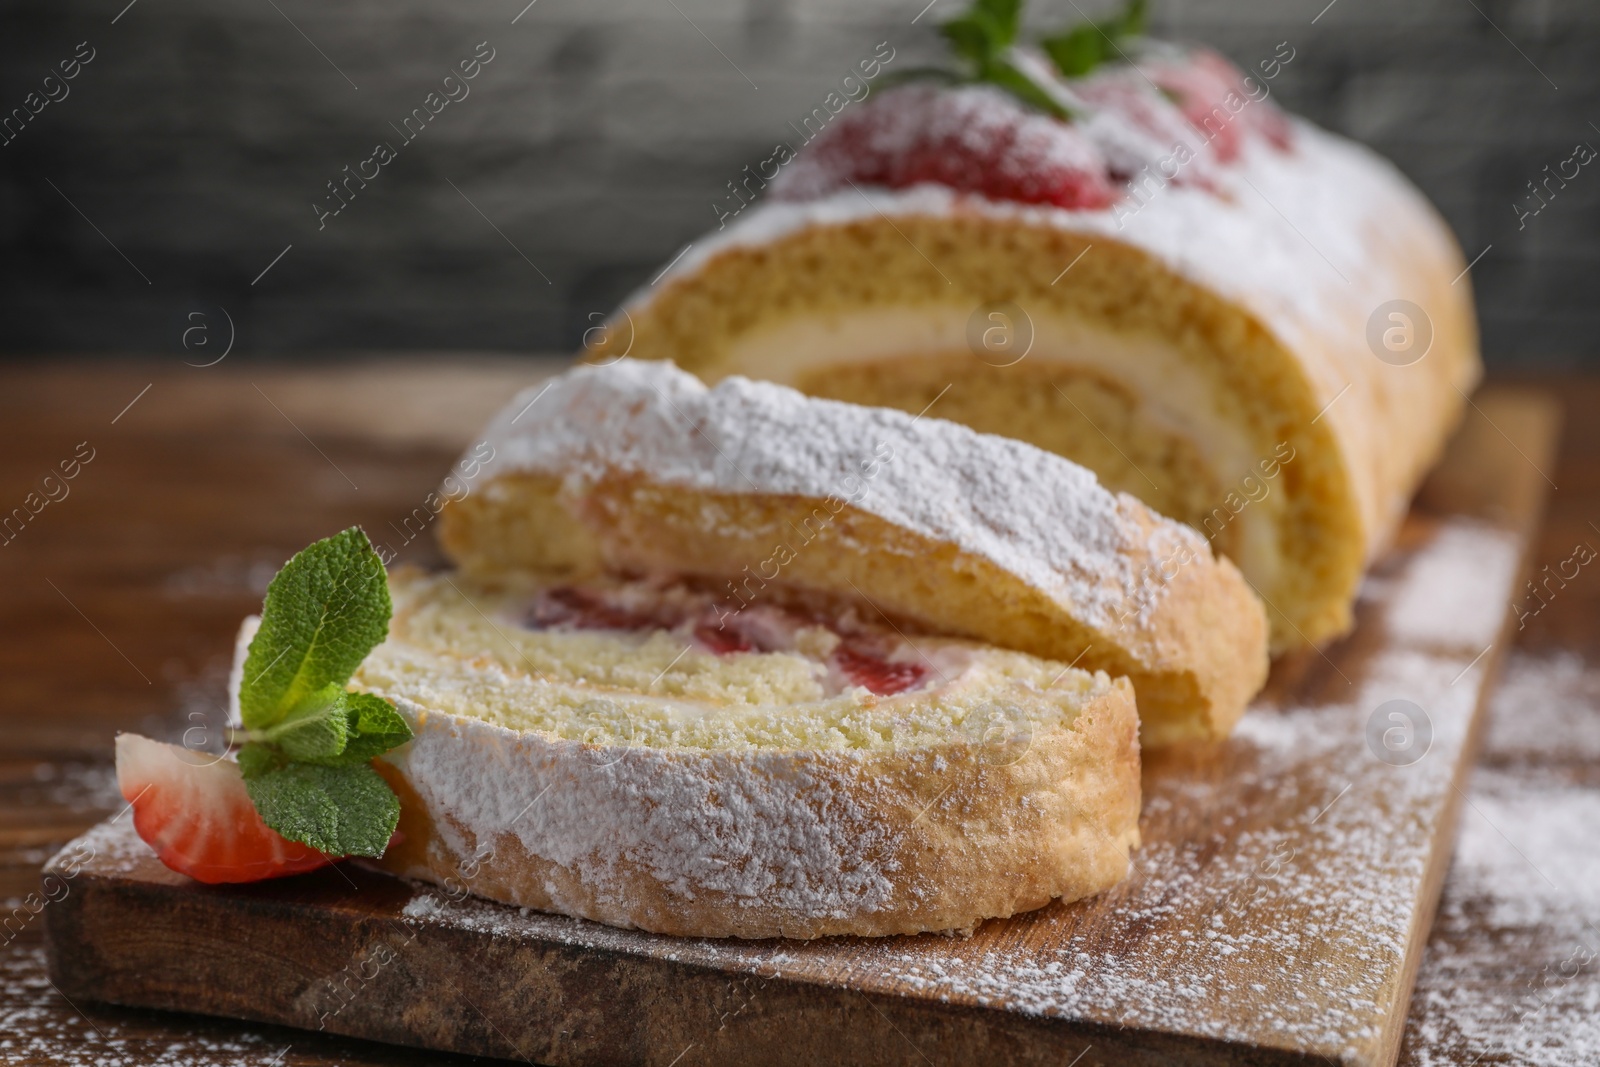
[
  {"x1": 292, "y1": 692, "x2": 414, "y2": 767},
  {"x1": 336, "y1": 692, "x2": 413, "y2": 764},
  {"x1": 919, "y1": 0, "x2": 1150, "y2": 113},
  {"x1": 1123, "y1": 0, "x2": 1148, "y2": 36},
  {"x1": 974, "y1": 0, "x2": 1022, "y2": 43},
  {"x1": 241, "y1": 690, "x2": 410, "y2": 767},
  {"x1": 940, "y1": 16, "x2": 996, "y2": 65},
  {"x1": 1041, "y1": 24, "x2": 1104, "y2": 77},
  {"x1": 260, "y1": 684, "x2": 351, "y2": 762},
  {"x1": 236, "y1": 741, "x2": 287, "y2": 779},
  {"x1": 1040, "y1": 0, "x2": 1147, "y2": 78},
  {"x1": 242, "y1": 760, "x2": 400, "y2": 857},
  {"x1": 229, "y1": 527, "x2": 408, "y2": 862},
  {"x1": 239, "y1": 528, "x2": 391, "y2": 730}
]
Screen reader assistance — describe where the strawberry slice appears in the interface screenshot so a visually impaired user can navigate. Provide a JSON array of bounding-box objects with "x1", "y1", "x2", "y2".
[
  {"x1": 115, "y1": 733, "x2": 334, "y2": 884},
  {"x1": 833, "y1": 644, "x2": 929, "y2": 697},
  {"x1": 776, "y1": 84, "x2": 1120, "y2": 210}
]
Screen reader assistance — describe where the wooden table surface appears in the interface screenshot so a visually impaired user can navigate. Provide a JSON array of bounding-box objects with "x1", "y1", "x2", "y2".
[{"x1": 3, "y1": 358, "x2": 1598, "y2": 1067}]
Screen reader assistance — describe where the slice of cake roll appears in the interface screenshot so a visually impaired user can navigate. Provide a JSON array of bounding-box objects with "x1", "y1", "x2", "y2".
[
  {"x1": 437, "y1": 359, "x2": 1267, "y2": 745},
  {"x1": 342, "y1": 359, "x2": 1265, "y2": 938},
  {"x1": 601, "y1": 41, "x2": 1481, "y2": 651},
  {"x1": 360, "y1": 567, "x2": 1140, "y2": 938}
]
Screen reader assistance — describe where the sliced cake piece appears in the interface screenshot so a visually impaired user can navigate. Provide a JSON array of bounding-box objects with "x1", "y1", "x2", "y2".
[
  {"x1": 355, "y1": 568, "x2": 1140, "y2": 939},
  {"x1": 439, "y1": 358, "x2": 1268, "y2": 746}
]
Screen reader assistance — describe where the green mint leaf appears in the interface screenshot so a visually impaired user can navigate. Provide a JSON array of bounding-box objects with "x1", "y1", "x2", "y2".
[
  {"x1": 313, "y1": 692, "x2": 413, "y2": 767},
  {"x1": 259, "y1": 684, "x2": 351, "y2": 762},
  {"x1": 1041, "y1": 24, "x2": 1105, "y2": 77},
  {"x1": 236, "y1": 741, "x2": 287, "y2": 780},
  {"x1": 974, "y1": 0, "x2": 1022, "y2": 43},
  {"x1": 239, "y1": 527, "x2": 391, "y2": 730},
  {"x1": 940, "y1": 16, "x2": 995, "y2": 65},
  {"x1": 243, "y1": 760, "x2": 400, "y2": 857},
  {"x1": 229, "y1": 529, "x2": 406, "y2": 859},
  {"x1": 940, "y1": 0, "x2": 1018, "y2": 65},
  {"x1": 1040, "y1": 0, "x2": 1147, "y2": 79},
  {"x1": 1122, "y1": 0, "x2": 1148, "y2": 36}
]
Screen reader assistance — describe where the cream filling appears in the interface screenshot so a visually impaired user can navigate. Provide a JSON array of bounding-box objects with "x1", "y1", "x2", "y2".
[
  {"x1": 354, "y1": 618, "x2": 1092, "y2": 754},
  {"x1": 717, "y1": 305, "x2": 1285, "y2": 600},
  {"x1": 220, "y1": 572, "x2": 1121, "y2": 772},
  {"x1": 223, "y1": 574, "x2": 1093, "y2": 753}
]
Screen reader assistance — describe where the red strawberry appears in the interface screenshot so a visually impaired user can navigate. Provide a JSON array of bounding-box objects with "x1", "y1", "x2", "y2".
[
  {"x1": 115, "y1": 733, "x2": 333, "y2": 884},
  {"x1": 1140, "y1": 48, "x2": 1291, "y2": 162},
  {"x1": 833, "y1": 644, "x2": 929, "y2": 697},
  {"x1": 776, "y1": 85, "x2": 1120, "y2": 210}
]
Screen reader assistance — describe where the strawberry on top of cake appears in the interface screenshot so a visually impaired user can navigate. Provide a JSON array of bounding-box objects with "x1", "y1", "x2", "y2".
[{"x1": 774, "y1": 0, "x2": 1292, "y2": 211}]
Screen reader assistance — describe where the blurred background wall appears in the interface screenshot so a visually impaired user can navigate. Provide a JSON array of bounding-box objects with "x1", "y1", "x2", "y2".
[{"x1": 0, "y1": 0, "x2": 1594, "y2": 365}]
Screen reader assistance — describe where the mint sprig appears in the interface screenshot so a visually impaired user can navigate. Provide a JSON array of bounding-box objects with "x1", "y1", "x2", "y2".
[
  {"x1": 234, "y1": 528, "x2": 412, "y2": 858},
  {"x1": 936, "y1": 0, "x2": 1072, "y2": 118},
  {"x1": 1039, "y1": 0, "x2": 1147, "y2": 78},
  {"x1": 894, "y1": 0, "x2": 1151, "y2": 117},
  {"x1": 240, "y1": 526, "x2": 392, "y2": 726}
]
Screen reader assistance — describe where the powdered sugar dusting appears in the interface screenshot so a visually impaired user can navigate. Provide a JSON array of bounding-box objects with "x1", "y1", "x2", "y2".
[
  {"x1": 478, "y1": 358, "x2": 1207, "y2": 634},
  {"x1": 1482, "y1": 649, "x2": 1600, "y2": 764},
  {"x1": 1, "y1": 940, "x2": 300, "y2": 1067},
  {"x1": 1385, "y1": 521, "x2": 1521, "y2": 651},
  {"x1": 1402, "y1": 651, "x2": 1600, "y2": 1067},
  {"x1": 47, "y1": 814, "x2": 161, "y2": 878},
  {"x1": 389, "y1": 701, "x2": 902, "y2": 922},
  {"x1": 1072, "y1": 61, "x2": 1223, "y2": 188}
]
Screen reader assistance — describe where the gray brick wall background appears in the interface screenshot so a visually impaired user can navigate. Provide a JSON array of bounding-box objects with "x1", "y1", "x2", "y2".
[{"x1": 0, "y1": 0, "x2": 1594, "y2": 365}]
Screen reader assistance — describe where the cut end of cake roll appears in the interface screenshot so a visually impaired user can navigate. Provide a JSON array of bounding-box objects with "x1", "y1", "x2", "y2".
[
  {"x1": 357, "y1": 567, "x2": 1142, "y2": 939},
  {"x1": 601, "y1": 49, "x2": 1482, "y2": 653},
  {"x1": 439, "y1": 359, "x2": 1268, "y2": 745}
]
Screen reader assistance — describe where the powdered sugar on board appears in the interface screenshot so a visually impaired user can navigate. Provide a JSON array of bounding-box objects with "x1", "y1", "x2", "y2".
[
  {"x1": 477, "y1": 358, "x2": 1208, "y2": 634},
  {"x1": 1401, "y1": 651, "x2": 1600, "y2": 1067},
  {"x1": 1384, "y1": 521, "x2": 1521, "y2": 652},
  {"x1": 1, "y1": 940, "x2": 296, "y2": 1067}
]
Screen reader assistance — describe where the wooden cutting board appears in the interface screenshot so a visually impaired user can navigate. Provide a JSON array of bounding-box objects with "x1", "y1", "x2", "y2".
[{"x1": 41, "y1": 392, "x2": 1557, "y2": 1067}]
